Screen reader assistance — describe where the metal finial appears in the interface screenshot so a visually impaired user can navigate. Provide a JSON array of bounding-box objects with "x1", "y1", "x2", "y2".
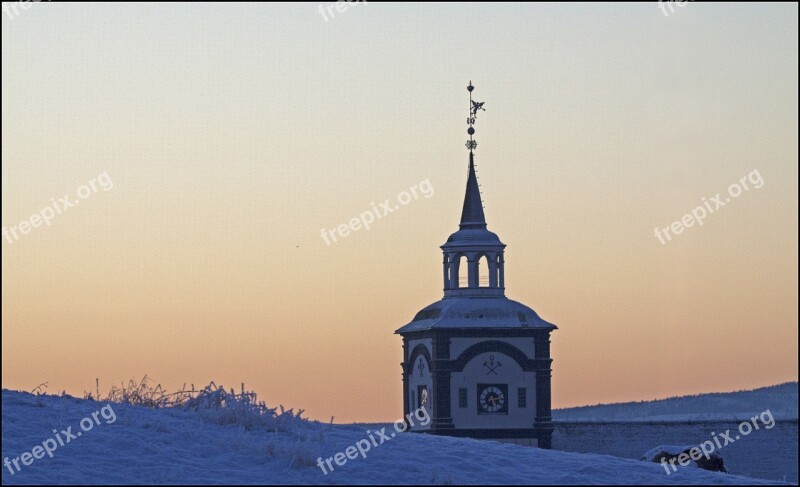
[{"x1": 466, "y1": 81, "x2": 485, "y2": 153}]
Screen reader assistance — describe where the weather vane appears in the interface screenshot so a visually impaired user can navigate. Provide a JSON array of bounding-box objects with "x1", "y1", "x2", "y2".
[{"x1": 466, "y1": 80, "x2": 485, "y2": 152}]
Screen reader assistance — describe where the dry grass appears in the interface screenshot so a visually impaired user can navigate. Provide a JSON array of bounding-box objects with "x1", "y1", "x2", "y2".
[
  {"x1": 89, "y1": 376, "x2": 197, "y2": 408},
  {"x1": 83, "y1": 376, "x2": 306, "y2": 432}
]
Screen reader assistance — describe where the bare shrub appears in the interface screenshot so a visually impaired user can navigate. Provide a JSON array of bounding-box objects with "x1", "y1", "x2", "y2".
[
  {"x1": 80, "y1": 376, "x2": 307, "y2": 433},
  {"x1": 183, "y1": 382, "x2": 306, "y2": 432}
]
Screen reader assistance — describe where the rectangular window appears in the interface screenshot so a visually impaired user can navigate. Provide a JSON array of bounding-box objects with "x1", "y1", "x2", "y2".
[
  {"x1": 458, "y1": 388, "x2": 468, "y2": 408},
  {"x1": 518, "y1": 387, "x2": 527, "y2": 408},
  {"x1": 411, "y1": 391, "x2": 416, "y2": 410}
]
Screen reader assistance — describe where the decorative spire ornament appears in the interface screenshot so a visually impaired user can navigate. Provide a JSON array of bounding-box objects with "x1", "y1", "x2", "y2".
[
  {"x1": 466, "y1": 80, "x2": 485, "y2": 152},
  {"x1": 460, "y1": 81, "x2": 487, "y2": 229}
]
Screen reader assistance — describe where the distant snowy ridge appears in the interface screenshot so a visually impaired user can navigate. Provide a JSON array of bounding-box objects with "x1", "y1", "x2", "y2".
[
  {"x1": 1, "y1": 389, "x2": 787, "y2": 485},
  {"x1": 553, "y1": 382, "x2": 798, "y2": 422}
]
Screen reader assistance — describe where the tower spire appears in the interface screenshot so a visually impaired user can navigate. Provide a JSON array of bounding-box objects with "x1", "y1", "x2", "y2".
[{"x1": 460, "y1": 81, "x2": 487, "y2": 229}]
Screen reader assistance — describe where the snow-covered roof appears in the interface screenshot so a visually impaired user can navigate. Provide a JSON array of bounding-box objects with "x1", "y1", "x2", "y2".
[{"x1": 395, "y1": 296, "x2": 557, "y2": 334}]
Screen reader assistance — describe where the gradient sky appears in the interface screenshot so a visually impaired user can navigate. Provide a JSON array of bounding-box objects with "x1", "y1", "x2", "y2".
[{"x1": 2, "y1": 2, "x2": 797, "y2": 423}]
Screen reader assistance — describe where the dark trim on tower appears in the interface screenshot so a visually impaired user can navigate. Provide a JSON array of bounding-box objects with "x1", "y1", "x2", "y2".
[
  {"x1": 534, "y1": 329, "x2": 553, "y2": 449},
  {"x1": 407, "y1": 343, "x2": 432, "y2": 371},
  {"x1": 430, "y1": 334, "x2": 454, "y2": 429},
  {"x1": 453, "y1": 340, "x2": 534, "y2": 372},
  {"x1": 402, "y1": 337, "x2": 410, "y2": 421},
  {"x1": 401, "y1": 328, "x2": 551, "y2": 340}
]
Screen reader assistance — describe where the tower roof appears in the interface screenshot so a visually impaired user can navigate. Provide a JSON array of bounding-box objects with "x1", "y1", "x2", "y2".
[
  {"x1": 459, "y1": 152, "x2": 487, "y2": 230},
  {"x1": 395, "y1": 296, "x2": 557, "y2": 333}
]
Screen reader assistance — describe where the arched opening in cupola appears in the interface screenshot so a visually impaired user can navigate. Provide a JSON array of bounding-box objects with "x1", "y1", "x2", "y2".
[
  {"x1": 477, "y1": 254, "x2": 490, "y2": 287},
  {"x1": 457, "y1": 254, "x2": 469, "y2": 288}
]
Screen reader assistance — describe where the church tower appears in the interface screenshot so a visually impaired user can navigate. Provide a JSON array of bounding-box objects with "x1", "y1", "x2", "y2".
[{"x1": 395, "y1": 82, "x2": 557, "y2": 448}]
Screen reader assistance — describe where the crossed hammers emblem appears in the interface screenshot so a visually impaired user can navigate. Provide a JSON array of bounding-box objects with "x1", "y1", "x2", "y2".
[{"x1": 483, "y1": 355, "x2": 502, "y2": 375}]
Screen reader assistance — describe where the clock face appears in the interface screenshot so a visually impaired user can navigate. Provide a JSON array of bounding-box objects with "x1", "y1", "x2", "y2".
[{"x1": 477, "y1": 384, "x2": 508, "y2": 414}]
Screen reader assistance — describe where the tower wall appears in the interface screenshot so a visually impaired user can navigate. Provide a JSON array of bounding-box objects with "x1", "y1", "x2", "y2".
[{"x1": 400, "y1": 329, "x2": 554, "y2": 448}]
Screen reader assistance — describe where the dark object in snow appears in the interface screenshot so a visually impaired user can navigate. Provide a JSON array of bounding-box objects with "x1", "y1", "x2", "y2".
[{"x1": 642, "y1": 445, "x2": 727, "y2": 473}]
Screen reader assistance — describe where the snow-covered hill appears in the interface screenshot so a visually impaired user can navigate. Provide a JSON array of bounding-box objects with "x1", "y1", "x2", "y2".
[
  {"x1": 553, "y1": 382, "x2": 798, "y2": 422},
  {"x1": 1, "y1": 390, "x2": 787, "y2": 485}
]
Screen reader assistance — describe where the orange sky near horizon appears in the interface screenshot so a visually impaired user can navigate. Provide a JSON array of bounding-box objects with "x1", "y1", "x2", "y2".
[{"x1": 2, "y1": 3, "x2": 797, "y2": 423}]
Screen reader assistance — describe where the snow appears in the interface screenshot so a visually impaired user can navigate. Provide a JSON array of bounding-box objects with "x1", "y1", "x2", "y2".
[{"x1": 1, "y1": 390, "x2": 788, "y2": 485}]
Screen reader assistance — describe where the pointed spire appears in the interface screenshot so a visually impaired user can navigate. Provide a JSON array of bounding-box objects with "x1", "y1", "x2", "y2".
[
  {"x1": 460, "y1": 151, "x2": 487, "y2": 229},
  {"x1": 460, "y1": 81, "x2": 487, "y2": 229}
]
